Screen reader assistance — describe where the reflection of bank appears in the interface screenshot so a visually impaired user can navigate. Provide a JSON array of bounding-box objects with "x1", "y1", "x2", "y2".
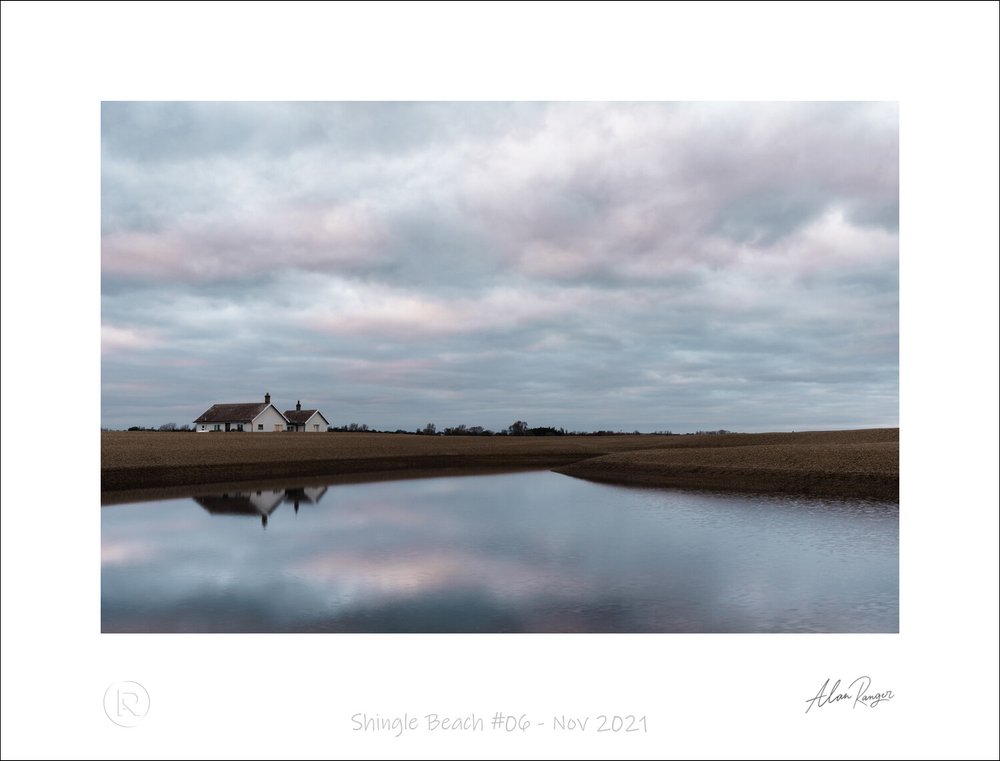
[{"x1": 192, "y1": 486, "x2": 328, "y2": 527}]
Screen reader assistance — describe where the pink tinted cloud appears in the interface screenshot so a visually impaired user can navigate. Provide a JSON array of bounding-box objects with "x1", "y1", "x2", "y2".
[
  {"x1": 301, "y1": 282, "x2": 599, "y2": 339},
  {"x1": 102, "y1": 200, "x2": 388, "y2": 280},
  {"x1": 101, "y1": 323, "x2": 161, "y2": 355},
  {"x1": 749, "y1": 209, "x2": 898, "y2": 274},
  {"x1": 336, "y1": 357, "x2": 443, "y2": 385},
  {"x1": 455, "y1": 103, "x2": 896, "y2": 283}
]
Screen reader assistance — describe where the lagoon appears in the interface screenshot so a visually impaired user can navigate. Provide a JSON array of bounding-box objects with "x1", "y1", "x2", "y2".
[{"x1": 101, "y1": 471, "x2": 898, "y2": 633}]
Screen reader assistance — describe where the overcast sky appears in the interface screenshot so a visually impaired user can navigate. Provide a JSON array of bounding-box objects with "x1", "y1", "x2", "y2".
[{"x1": 101, "y1": 101, "x2": 898, "y2": 432}]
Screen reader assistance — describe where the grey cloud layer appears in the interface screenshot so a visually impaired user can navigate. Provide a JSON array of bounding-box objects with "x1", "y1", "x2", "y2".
[{"x1": 102, "y1": 102, "x2": 898, "y2": 431}]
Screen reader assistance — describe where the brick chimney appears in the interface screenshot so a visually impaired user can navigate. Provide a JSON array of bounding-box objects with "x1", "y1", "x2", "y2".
[
  {"x1": 296, "y1": 400, "x2": 301, "y2": 411},
  {"x1": 265, "y1": 392, "x2": 271, "y2": 405}
]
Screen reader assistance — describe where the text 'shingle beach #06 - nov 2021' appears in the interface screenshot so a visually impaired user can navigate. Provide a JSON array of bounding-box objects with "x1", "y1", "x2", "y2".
[{"x1": 101, "y1": 102, "x2": 898, "y2": 633}]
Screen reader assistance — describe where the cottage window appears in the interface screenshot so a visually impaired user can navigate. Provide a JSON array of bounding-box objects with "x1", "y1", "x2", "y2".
[
  {"x1": 257, "y1": 424, "x2": 263, "y2": 431},
  {"x1": 213, "y1": 424, "x2": 221, "y2": 431}
]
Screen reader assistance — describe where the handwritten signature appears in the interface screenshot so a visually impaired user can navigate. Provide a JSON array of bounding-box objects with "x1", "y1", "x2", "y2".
[{"x1": 805, "y1": 676, "x2": 894, "y2": 713}]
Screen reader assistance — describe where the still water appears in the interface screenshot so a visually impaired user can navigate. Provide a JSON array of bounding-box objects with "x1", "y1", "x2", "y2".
[{"x1": 102, "y1": 471, "x2": 898, "y2": 633}]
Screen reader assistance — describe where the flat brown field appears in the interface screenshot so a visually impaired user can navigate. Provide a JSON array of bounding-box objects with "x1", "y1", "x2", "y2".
[
  {"x1": 554, "y1": 438, "x2": 898, "y2": 500},
  {"x1": 102, "y1": 428, "x2": 898, "y2": 502}
]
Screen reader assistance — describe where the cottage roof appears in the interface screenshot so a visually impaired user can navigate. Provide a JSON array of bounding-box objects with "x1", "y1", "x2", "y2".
[
  {"x1": 283, "y1": 409, "x2": 320, "y2": 424},
  {"x1": 194, "y1": 403, "x2": 284, "y2": 424}
]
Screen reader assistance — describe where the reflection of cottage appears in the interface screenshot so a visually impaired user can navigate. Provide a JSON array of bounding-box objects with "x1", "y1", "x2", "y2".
[
  {"x1": 283, "y1": 401, "x2": 331, "y2": 432},
  {"x1": 193, "y1": 490, "x2": 284, "y2": 526},
  {"x1": 283, "y1": 485, "x2": 329, "y2": 512},
  {"x1": 194, "y1": 393, "x2": 288, "y2": 432},
  {"x1": 192, "y1": 485, "x2": 329, "y2": 524}
]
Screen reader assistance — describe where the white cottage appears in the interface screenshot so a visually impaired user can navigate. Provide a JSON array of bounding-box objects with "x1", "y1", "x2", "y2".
[
  {"x1": 194, "y1": 393, "x2": 289, "y2": 432},
  {"x1": 283, "y1": 401, "x2": 331, "y2": 432}
]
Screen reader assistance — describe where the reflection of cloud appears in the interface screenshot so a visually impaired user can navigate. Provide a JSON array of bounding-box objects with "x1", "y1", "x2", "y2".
[
  {"x1": 308, "y1": 498, "x2": 435, "y2": 531},
  {"x1": 101, "y1": 539, "x2": 156, "y2": 566},
  {"x1": 102, "y1": 473, "x2": 898, "y2": 632},
  {"x1": 291, "y1": 548, "x2": 584, "y2": 606}
]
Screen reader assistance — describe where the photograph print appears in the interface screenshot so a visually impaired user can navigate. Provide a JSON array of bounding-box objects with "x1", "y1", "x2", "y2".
[{"x1": 101, "y1": 101, "x2": 899, "y2": 633}]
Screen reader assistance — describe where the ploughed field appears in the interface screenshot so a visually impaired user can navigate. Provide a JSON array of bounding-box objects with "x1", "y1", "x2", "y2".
[{"x1": 101, "y1": 428, "x2": 898, "y2": 502}]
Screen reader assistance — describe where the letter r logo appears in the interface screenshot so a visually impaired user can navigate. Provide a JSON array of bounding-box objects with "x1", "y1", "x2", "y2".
[
  {"x1": 104, "y1": 681, "x2": 150, "y2": 727},
  {"x1": 118, "y1": 689, "x2": 140, "y2": 716}
]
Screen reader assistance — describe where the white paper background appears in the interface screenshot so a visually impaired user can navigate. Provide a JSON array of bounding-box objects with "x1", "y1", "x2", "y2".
[{"x1": 1, "y1": 2, "x2": 998, "y2": 759}]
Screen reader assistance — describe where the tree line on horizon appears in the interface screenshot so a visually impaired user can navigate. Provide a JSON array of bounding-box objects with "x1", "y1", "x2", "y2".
[{"x1": 109, "y1": 421, "x2": 739, "y2": 436}]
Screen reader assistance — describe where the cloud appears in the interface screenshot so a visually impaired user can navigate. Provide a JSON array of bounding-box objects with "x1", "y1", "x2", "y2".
[
  {"x1": 101, "y1": 102, "x2": 898, "y2": 431},
  {"x1": 102, "y1": 200, "x2": 389, "y2": 280},
  {"x1": 297, "y1": 279, "x2": 601, "y2": 338},
  {"x1": 101, "y1": 323, "x2": 161, "y2": 355}
]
